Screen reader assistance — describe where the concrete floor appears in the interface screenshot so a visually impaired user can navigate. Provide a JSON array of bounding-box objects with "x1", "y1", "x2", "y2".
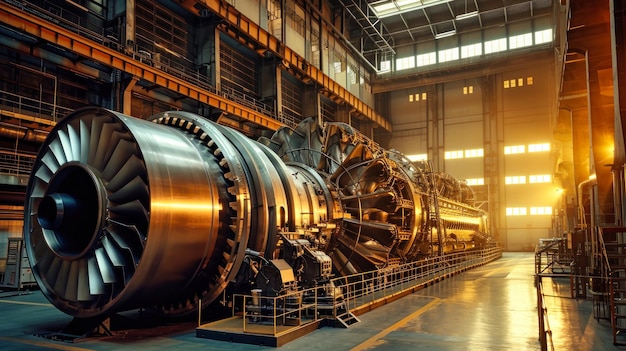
[{"x1": 0, "y1": 252, "x2": 620, "y2": 350}]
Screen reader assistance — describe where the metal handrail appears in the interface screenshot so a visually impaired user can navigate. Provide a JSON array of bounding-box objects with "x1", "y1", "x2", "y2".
[
  {"x1": 0, "y1": 148, "x2": 37, "y2": 176},
  {"x1": 0, "y1": 89, "x2": 73, "y2": 123},
  {"x1": 536, "y1": 276, "x2": 555, "y2": 351},
  {"x1": 597, "y1": 227, "x2": 619, "y2": 345},
  {"x1": 227, "y1": 245, "x2": 502, "y2": 336}
]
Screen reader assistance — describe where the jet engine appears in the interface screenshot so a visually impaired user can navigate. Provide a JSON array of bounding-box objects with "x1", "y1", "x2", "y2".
[{"x1": 23, "y1": 107, "x2": 489, "y2": 319}]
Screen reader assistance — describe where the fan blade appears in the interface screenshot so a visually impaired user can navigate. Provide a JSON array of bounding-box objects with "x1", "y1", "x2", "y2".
[
  {"x1": 41, "y1": 152, "x2": 60, "y2": 175},
  {"x1": 88, "y1": 256, "x2": 106, "y2": 295},
  {"x1": 57, "y1": 129, "x2": 75, "y2": 162},
  {"x1": 48, "y1": 138, "x2": 67, "y2": 166},
  {"x1": 53, "y1": 260, "x2": 71, "y2": 299},
  {"x1": 107, "y1": 175, "x2": 148, "y2": 205},
  {"x1": 66, "y1": 123, "x2": 81, "y2": 161},
  {"x1": 102, "y1": 235, "x2": 125, "y2": 267},
  {"x1": 77, "y1": 259, "x2": 91, "y2": 301},
  {"x1": 101, "y1": 138, "x2": 138, "y2": 180},
  {"x1": 88, "y1": 116, "x2": 106, "y2": 165},
  {"x1": 109, "y1": 199, "x2": 149, "y2": 224},
  {"x1": 92, "y1": 122, "x2": 119, "y2": 170},
  {"x1": 106, "y1": 154, "x2": 146, "y2": 191},
  {"x1": 95, "y1": 247, "x2": 116, "y2": 284},
  {"x1": 65, "y1": 261, "x2": 79, "y2": 301},
  {"x1": 79, "y1": 118, "x2": 90, "y2": 162}
]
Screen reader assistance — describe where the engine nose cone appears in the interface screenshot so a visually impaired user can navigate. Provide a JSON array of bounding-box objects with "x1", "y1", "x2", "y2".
[{"x1": 38, "y1": 163, "x2": 105, "y2": 260}]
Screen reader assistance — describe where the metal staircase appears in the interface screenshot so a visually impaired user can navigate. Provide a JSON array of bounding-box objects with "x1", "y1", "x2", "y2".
[{"x1": 597, "y1": 226, "x2": 626, "y2": 345}]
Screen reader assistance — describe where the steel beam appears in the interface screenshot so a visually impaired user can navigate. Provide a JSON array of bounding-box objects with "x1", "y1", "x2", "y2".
[
  {"x1": 199, "y1": 0, "x2": 392, "y2": 133},
  {"x1": 0, "y1": 2, "x2": 283, "y2": 131}
]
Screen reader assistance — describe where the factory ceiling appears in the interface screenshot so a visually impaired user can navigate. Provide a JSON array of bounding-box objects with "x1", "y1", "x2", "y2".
[{"x1": 333, "y1": 0, "x2": 555, "y2": 69}]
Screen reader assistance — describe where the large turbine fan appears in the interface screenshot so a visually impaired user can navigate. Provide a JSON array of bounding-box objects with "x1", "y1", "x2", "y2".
[
  {"x1": 25, "y1": 108, "x2": 229, "y2": 318},
  {"x1": 26, "y1": 109, "x2": 149, "y2": 315}
]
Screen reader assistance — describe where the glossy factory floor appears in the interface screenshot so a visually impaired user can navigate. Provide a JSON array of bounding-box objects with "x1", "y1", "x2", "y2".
[{"x1": 0, "y1": 252, "x2": 620, "y2": 350}]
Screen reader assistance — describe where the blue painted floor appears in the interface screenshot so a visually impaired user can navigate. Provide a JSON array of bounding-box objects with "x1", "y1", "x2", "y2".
[{"x1": 0, "y1": 252, "x2": 619, "y2": 350}]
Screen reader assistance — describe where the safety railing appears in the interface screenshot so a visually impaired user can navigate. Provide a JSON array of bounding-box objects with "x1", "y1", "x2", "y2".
[
  {"x1": 333, "y1": 246, "x2": 502, "y2": 318},
  {"x1": 0, "y1": 148, "x2": 37, "y2": 177},
  {"x1": 231, "y1": 289, "x2": 321, "y2": 336},
  {"x1": 4, "y1": 1, "x2": 291, "y2": 129},
  {"x1": 536, "y1": 275, "x2": 555, "y2": 351},
  {"x1": 0, "y1": 89, "x2": 73, "y2": 123},
  {"x1": 224, "y1": 245, "x2": 502, "y2": 337}
]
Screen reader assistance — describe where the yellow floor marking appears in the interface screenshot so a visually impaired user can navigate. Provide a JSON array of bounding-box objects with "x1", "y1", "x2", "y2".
[
  {"x1": 0, "y1": 336, "x2": 95, "y2": 351},
  {"x1": 351, "y1": 296, "x2": 441, "y2": 351},
  {"x1": 0, "y1": 299, "x2": 52, "y2": 307}
]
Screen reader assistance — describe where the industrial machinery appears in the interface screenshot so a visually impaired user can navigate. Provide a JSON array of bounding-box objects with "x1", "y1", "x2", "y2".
[{"x1": 23, "y1": 107, "x2": 490, "y2": 321}]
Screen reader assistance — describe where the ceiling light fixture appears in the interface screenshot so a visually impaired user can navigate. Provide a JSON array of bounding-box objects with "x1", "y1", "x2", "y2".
[
  {"x1": 435, "y1": 29, "x2": 456, "y2": 39},
  {"x1": 372, "y1": 0, "x2": 454, "y2": 19},
  {"x1": 456, "y1": 10, "x2": 478, "y2": 20}
]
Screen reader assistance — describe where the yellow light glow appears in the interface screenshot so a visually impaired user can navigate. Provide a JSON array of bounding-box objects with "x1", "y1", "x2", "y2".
[{"x1": 151, "y1": 201, "x2": 222, "y2": 211}]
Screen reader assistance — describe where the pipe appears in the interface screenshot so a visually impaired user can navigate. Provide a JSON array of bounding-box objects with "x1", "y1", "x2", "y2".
[
  {"x1": 0, "y1": 123, "x2": 48, "y2": 143},
  {"x1": 577, "y1": 178, "x2": 593, "y2": 229}
]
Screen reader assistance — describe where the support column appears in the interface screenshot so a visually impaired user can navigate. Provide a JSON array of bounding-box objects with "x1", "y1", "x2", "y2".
[
  {"x1": 482, "y1": 75, "x2": 504, "y2": 247},
  {"x1": 124, "y1": 0, "x2": 135, "y2": 54},
  {"x1": 427, "y1": 85, "x2": 443, "y2": 172},
  {"x1": 122, "y1": 77, "x2": 139, "y2": 115}
]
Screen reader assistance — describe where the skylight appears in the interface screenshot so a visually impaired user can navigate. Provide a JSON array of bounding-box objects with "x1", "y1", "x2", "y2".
[{"x1": 371, "y1": 0, "x2": 453, "y2": 18}]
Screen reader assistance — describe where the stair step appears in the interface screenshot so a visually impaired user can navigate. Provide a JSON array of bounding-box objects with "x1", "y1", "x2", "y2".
[{"x1": 336, "y1": 312, "x2": 361, "y2": 328}]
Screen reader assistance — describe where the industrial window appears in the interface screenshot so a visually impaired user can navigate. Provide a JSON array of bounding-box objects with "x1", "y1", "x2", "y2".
[
  {"x1": 461, "y1": 43, "x2": 482, "y2": 58},
  {"x1": 528, "y1": 143, "x2": 550, "y2": 152},
  {"x1": 535, "y1": 29, "x2": 553, "y2": 44},
  {"x1": 505, "y1": 176, "x2": 527, "y2": 184},
  {"x1": 445, "y1": 150, "x2": 464, "y2": 159},
  {"x1": 380, "y1": 60, "x2": 391, "y2": 72},
  {"x1": 484, "y1": 38, "x2": 507, "y2": 54},
  {"x1": 466, "y1": 178, "x2": 484, "y2": 186},
  {"x1": 506, "y1": 207, "x2": 527, "y2": 216},
  {"x1": 509, "y1": 33, "x2": 533, "y2": 50},
  {"x1": 504, "y1": 145, "x2": 526, "y2": 154},
  {"x1": 529, "y1": 174, "x2": 551, "y2": 183},
  {"x1": 464, "y1": 148, "x2": 484, "y2": 158},
  {"x1": 504, "y1": 77, "x2": 531, "y2": 89},
  {"x1": 530, "y1": 207, "x2": 552, "y2": 215},
  {"x1": 347, "y1": 64, "x2": 357, "y2": 85},
  {"x1": 438, "y1": 47, "x2": 459, "y2": 63},
  {"x1": 446, "y1": 148, "x2": 483, "y2": 159},
  {"x1": 463, "y1": 86, "x2": 474, "y2": 94},
  {"x1": 396, "y1": 56, "x2": 415, "y2": 70},
  {"x1": 416, "y1": 52, "x2": 437, "y2": 67},
  {"x1": 372, "y1": 0, "x2": 451, "y2": 17},
  {"x1": 333, "y1": 61, "x2": 342, "y2": 73}
]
